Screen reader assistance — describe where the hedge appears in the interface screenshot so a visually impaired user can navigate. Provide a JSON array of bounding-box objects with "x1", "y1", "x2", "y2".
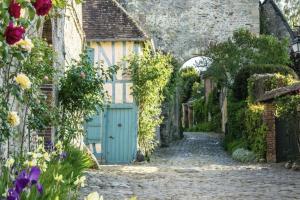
[{"x1": 232, "y1": 64, "x2": 297, "y2": 100}]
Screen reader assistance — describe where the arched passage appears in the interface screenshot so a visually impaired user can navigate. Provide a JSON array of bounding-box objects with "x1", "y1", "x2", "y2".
[{"x1": 180, "y1": 56, "x2": 212, "y2": 73}]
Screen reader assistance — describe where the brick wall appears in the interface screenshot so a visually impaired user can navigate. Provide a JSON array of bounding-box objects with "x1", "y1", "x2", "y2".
[{"x1": 262, "y1": 103, "x2": 276, "y2": 162}]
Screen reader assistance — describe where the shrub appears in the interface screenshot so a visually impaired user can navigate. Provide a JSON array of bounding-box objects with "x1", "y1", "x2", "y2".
[
  {"x1": 127, "y1": 44, "x2": 174, "y2": 156},
  {"x1": 193, "y1": 98, "x2": 207, "y2": 123},
  {"x1": 232, "y1": 148, "x2": 256, "y2": 163},
  {"x1": 191, "y1": 89, "x2": 221, "y2": 133},
  {"x1": 224, "y1": 139, "x2": 248, "y2": 154},
  {"x1": 233, "y1": 64, "x2": 297, "y2": 100},
  {"x1": 178, "y1": 67, "x2": 200, "y2": 103},
  {"x1": 58, "y1": 52, "x2": 116, "y2": 143},
  {"x1": 245, "y1": 104, "x2": 268, "y2": 159},
  {"x1": 187, "y1": 122, "x2": 214, "y2": 132},
  {"x1": 36, "y1": 146, "x2": 93, "y2": 199},
  {"x1": 226, "y1": 95, "x2": 247, "y2": 139}
]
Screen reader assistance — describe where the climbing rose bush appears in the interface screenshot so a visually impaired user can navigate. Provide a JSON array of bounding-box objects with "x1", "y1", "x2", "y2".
[{"x1": 0, "y1": 0, "x2": 93, "y2": 199}]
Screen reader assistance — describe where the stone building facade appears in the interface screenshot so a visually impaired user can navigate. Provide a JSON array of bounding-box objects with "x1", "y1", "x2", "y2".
[
  {"x1": 117, "y1": 0, "x2": 260, "y2": 62},
  {"x1": 43, "y1": 1, "x2": 85, "y2": 143}
]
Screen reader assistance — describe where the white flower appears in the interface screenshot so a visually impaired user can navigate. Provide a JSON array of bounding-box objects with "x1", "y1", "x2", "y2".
[
  {"x1": 7, "y1": 112, "x2": 20, "y2": 127},
  {"x1": 16, "y1": 38, "x2": 34, "y2": 52},
  {"x1": 84, "y1": 192, "x2": 103, "y2": 200},
  {"x1": 54, "y1": 174, "x2": 64, "y2": 183},
  {"x1": 43, "y1": 152, "x2": 50, "y2": 161},
  {"x1": 40, "y1": 162, "x2": 48, "y2": 172},
  {"x1": 24, "y1": 159, "x2": 37, "y2": 167},
  {"x1": 74, "y1": 176, "x2": 86, "y2": 187},
  {"x1": 15, "y1": 73, "x2": 31, "y2": 90},
  {"x1": 5, "y1": 158, "x2": 15, "y2": 168}
]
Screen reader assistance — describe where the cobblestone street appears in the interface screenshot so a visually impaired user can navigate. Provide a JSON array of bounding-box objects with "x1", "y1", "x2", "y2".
[{"x1": 80, "y1": 133, "x2": 300, "y2": 200}]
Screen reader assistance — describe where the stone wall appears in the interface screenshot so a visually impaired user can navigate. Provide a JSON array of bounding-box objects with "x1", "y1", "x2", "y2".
[
  {"x1": 53, "y1": 1, "x2": 85, "y2": 73},
  {"x1": 118, "y1": 0, "x2": 260, "y2": 62},
  {"x1": 260, "y1": 0, "x2": 295, "y2": 41}
]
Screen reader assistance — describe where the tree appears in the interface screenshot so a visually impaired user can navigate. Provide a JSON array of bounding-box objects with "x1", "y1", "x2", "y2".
[{"x1": 275, "y1": 0, "x2": 300, "y2": 27}]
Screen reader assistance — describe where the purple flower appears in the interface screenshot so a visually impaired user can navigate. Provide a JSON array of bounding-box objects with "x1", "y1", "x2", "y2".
[
  {"x1": 29, "y1": 167, "x2": 41, "y2": 184},
  {"x1": 15, "y1": 167, "x2": 41, "y2": 194},
  {"x1": 15, "y1": 170, "x2": 29, "y2": 194},
  {"x1": 36, "y1": 183, "x2": 43, "y2": 194},
  {"x1": 60, "y1": 152, "x2": 67, "y2": 159},
  {"x1": 7, "y1": 188, "x2": 19, "y2": 200},
  {"x1": 45, "y1": 141, "x2": 53, "y2": 150}
]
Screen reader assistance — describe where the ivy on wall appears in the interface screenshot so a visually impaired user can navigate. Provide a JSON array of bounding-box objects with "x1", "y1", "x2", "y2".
[
  {"x1": 127, "y1": 44, "x2": 174, "y2": 156},
  {"x1": 245, "y1": 104, "x2": 268, "y2": 158}
]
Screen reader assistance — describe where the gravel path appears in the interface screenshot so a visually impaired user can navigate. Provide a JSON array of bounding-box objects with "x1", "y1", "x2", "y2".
[{"x1": 80, "y1": 132, "x2": 300, "y2": 200}]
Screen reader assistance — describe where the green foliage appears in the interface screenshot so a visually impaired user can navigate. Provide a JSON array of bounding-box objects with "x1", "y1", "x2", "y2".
[
  {"x1": 276, "y1": 94, "x2": 300, "y2": 118},
  {"x1": 205, "y1": 29, "x2": 291, "y2": 88},
  {"x1": 193, "y1": 98, "x2": 207, "y2": 123},
  {"x1": 247, "y1": 73, "x2": 298, "y2": 103},
  {"x1": 35, "y1": 146, "x2": 93, "y2": 200},
  {"x1": 187, "y1": 122, "x2": 214, "y2": 132},
  {"x1": 127, "y1": 44, "x2": 173, "y2": 156},
  {"x1": 225, "y1": 95, "x2": 267, "y2": 159},
  {"x1": 22, "y1": 38, "x2": 56, "y2": 85},
  {"x1": 191, "y1": 89, "x2": 221, "y2": 133},
  {"x1": 224, "y1": 139, "x2": 247, "y2": 154},
  {"x1": 233, "y1": 64, "x2": 297, "y2": 100},
  {"x1": 59, "y1": 52, "x2": 112, "y2": 114},
  {"x1": 191, "y1": 81, "x2": 203, "y2": 98},
  {"x1": 226, "y1": 96, "x2": 247, "y2": 140},
  {"x1": 58, "y1": 51, "x2": 116, "y2": 143},
  {"x1": 245, "y1": 104, "x2": 268, "y2": 159},
  {"x1": 163, "y1": 57, "x2": 181, "y2": 101},
  {"x1": 232, "y1": 148, "x2": 256, "y2": 163},
  {"x1": 178, "y1": 67, "x2": 200, "y2": 102}
]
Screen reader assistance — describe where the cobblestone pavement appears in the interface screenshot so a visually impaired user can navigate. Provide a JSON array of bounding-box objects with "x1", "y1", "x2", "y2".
[{"x1": 80, "y1": 132, "x2": 300, "y2": 200}]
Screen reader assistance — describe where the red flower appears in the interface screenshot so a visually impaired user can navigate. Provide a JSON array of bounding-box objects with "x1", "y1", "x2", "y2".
[
  {"x1": 32, "y1": 0, "x2": 52, "y2": 16},
  {"x1": 9, "y1": 1, "x2": 21, "y2": 19},
  {"x1": 4, "y1": 22, "x2": 25, "y2": 45}
]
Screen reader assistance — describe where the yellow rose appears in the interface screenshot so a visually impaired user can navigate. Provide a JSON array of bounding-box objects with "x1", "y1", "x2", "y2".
[
  {"x1": 15, "y1": 73, "x2": 31, "y2": 90},
  {"x1": 16, "y1": 38, "x2": 34, "y2": 52},
  {"x1": 7, "y1": 112, "x2": 20, "y2": 127}
]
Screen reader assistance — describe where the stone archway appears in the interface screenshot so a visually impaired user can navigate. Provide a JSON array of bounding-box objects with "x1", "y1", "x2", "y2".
[{"x1": 181, "y1": 56, "x2": 212, "y2": 73}]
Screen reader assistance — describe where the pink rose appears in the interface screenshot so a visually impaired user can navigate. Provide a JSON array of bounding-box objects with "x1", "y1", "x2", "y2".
[
  {"x1": 9, "y1": 1, "x2": 21, "y2": 19},
  {"x1": 4, "y1": 22, "x2": 25, "y2": 45},
  {"x1": 32, "y1": 0, "x2": 52, "y2": 16}
]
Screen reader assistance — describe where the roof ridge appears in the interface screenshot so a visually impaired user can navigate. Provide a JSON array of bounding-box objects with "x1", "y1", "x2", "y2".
[
  {"x1": 82, "y1": 0, "x2": 148, "y2": 41},
  {"x1": 266, "y1": 0, "x2": 296, "y2": 39},
  {"x1": 111, "y1": 0, "x2": 149, "y2": 39}
]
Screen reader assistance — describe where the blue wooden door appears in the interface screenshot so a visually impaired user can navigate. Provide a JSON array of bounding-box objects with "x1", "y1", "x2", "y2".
[
  {"x1": 85, "y1": 111, "x2": 104, "y2": 159},
  {"x1": 105, "y1": 107, "x2": 137, "y2": 163}
]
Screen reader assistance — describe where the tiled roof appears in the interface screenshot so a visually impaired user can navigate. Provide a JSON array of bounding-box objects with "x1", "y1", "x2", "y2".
[{"x1": 83, "y1": 0, "x2": 148, "y2": 41}]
